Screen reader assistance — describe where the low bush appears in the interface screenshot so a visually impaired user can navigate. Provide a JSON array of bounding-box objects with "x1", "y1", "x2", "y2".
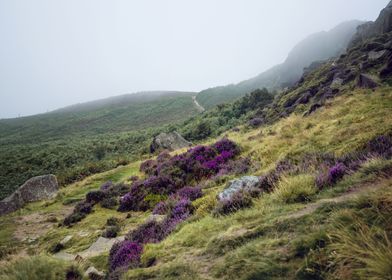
[
  {"x1": 109, "y1": 240, "x2": 143, "y2": 272},
  {"x1": 100, "y1": 196, "x2": 118, "y2": 209},
  {"x1": 86, "y1": 190, "x2": 106, "y2": 204},
  {"x1": 102, "y1": 225, "x2": 120, "y2": 238},
  {"x1": 273, "y1": 174, "x2": 316, "y2": 203}
]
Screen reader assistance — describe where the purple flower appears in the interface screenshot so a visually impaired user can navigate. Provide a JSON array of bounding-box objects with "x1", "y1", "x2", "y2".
[
  {"x1": 176, "y1": 186, "x2": 202, "y2": 201},
  {"x1": 109, "y1": 240, "x2": 143, "y2": 272},
  {"x1": 328, "y1": 163, "x2": 347, "y2": 184}
]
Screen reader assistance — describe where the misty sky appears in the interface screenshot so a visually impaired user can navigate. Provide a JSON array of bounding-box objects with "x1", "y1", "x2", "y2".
[{"x1": 0, "y1": 0, "x2": 389, "y2": 118}]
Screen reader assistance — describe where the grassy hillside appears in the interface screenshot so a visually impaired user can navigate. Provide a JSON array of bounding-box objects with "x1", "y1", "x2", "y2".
[
  {"x1": 0, "y1": 85, "x2": 390, "y2": 280},
  {"x1": 0, "y1": 91, "x2": 200, "y2": 200}
]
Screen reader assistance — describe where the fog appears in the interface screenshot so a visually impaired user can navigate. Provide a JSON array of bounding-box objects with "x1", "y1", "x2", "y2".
[{"x1": 0, "y1": 0, "x2": 388, "y2": 118}]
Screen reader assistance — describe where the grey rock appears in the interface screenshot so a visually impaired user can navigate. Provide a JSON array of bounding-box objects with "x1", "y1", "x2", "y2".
[
  {"x1": 368, "y1": 49, "x2": 387, "y2": 60},
  {"x1": 330, "y1": 77, "x2": 344, "y2": 89},
  {"x1": 218, "y1": 176, "x2": 260, "y2": 201},
  {"x1": 147, "y1": 214, "x2": 166, "y2": 223},
  {"x1": 0, "y1": 175, "x2": 58, "y2": 215},
  {"x1": 79, "y1": 236, "x2": 125, "y2": 258},
  {"x1": 53, "y1": 251, "x2": 76, "y2": 261},
  {"x1": 150, "y1": 131, "x2": 192, "y2": 153},
  {"x1": 85, "y1": 266, "x2": 105, "y2": 279},
  {"x1": 60, "y1": 235, "x2": 73, "y2": 246},
  {"x1": 357, "y1": 73, "x2": 379, "y2": 88}
]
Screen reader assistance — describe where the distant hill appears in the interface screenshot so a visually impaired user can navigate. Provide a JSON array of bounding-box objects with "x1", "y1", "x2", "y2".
[
  {"x1": 196, "y1": 20, "x2": 363, "y2": 110},
  {"x1": 0, "y1": 91, "x2": 197, "y2": 145},
  {"x1": 0, "y1": 91, "x2": 199, "y2": 199}
]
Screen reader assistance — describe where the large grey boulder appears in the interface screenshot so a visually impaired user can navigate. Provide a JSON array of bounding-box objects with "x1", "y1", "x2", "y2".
[
  {"x1": 150, "y1": 131, "x2": 192, "y2": 153},
  {"x1": 0, "y1": 175, "x2": 58, "y2": 215},
  {"x1": 218, "y1": 176, "x2": 260, "y2": 201}
]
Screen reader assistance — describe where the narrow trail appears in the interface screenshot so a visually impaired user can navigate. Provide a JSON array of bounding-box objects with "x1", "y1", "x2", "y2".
[
  {"x1": 192, "y1": 96, "x2": 205, "y2": 112},
  {"x1": 285, "y1": 183, "x2": 381, "y2": 220}
]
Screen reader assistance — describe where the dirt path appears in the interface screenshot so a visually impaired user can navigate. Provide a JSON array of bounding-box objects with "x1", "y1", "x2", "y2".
[
  {"x1": 192, "y1": 96, "x2": 205, "y2": 112},
  {"x1": 286, "y1": 184, "x2": 379, "y2": 219}
]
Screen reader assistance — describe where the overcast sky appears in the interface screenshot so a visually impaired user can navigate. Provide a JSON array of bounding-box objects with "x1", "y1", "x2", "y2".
[{"x1": 0, "y1": 0, "x2": 389, "y2": 118}]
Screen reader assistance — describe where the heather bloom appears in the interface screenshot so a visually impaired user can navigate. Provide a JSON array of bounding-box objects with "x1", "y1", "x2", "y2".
[
  {"x1": 328, "y1": 162, "x2": 347, "y2": 184},
  {"x1": 152, "y1": 201, "x2": 168, "y2": 215},
  {"x1": 128, "y1": 220, "x2": 165, "y2": 244},
  {"x1": 170, "y1": 198, "x2": 193, "y2": 220},
  {"x1": 213, "y1": 138, "x2": 240, "y2": 155},
  {"x1": 109, "y1": 240, "x2": 143, "y2": 272},
  {"x1": 100, "y1": 181, "x2": 113, "y2": 191},
  {"x1": 176, "y1": 186, "x2": 202, "y2": 201}
]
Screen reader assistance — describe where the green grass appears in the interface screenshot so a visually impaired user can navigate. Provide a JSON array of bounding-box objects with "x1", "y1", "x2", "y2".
[
  {"x1": 0, "y1": 256, "x2": 77, "y2": 280},
  {"x1": 0, "y1": 92, "x2": 199, "y2": 200},
  {"x1": 273, "y1": 174, "x2": 316, "y2": 203}
]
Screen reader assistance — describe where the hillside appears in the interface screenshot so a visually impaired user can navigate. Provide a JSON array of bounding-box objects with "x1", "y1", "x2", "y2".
[
  {"x1": 196, "y1": 20, "x2": 362, "y2": 110},
  {"x1": 0, "y1": 2, "x2": 392, "y2": 280},
  {"x1": 0, "y1": 91, "x2": 200, "y2": 200}
]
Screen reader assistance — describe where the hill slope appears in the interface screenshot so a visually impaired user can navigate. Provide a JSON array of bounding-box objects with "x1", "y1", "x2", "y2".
[
  {"x1": 0, "y1": 91, "x2": 199, "y2": 199},
  {"x1": 196, "y1": 20, "x2": 362, "y2": 110}
]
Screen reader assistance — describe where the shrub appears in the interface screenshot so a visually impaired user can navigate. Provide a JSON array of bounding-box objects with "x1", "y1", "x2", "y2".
[
  {"x1": 74, "y1": 201, "x2": 93, "y2": 214},
  {"x1": 100, "y1": 181, "x2": 113, "y2": 191},
  {"x1": 273, "y1": 174, "x2": 316, "y2": 203},
  {"x1": 152, "y1": 201, "x2": 168, "y2": 215},
  {"x1": 86, "y1": 190, "x2": 106, "y2": 204},
  {"x1": 140, "y1": 159, "x2": 157, "y2": 175},
  {"x1": 169, "y1": 198, "x2": 194, "y2": 219},
  {"x1": 248, "y1": 117, "x2": 263, "y2": 127},
  {"x1": 109, "y1": 240, "x2": 143, "y2": 272},
  {"x1": 328, "y1": 163, "x2": 347, "y2": 184},
  {"x1": 213, "y1": 191, "x2": 253, "y2": 216},
  {"x1": 127, "y1": 220, "x2": 165, "y2": 244},
  {"x1": 100, "y1": 196, "x2": 118, "y2": 209},
  {"x1": 213, "y1": 138, "x2": 240, "y2": 155},
  {"x1": 176, "y1": 186, "x2": 202, "y2": 201},
  {"x1": 65, "y1": 265, "x2": 83, "y2": 280},
  {"x1": 102, "y1": 225, "x2": 121, "y2": 238},
  {"x1": 107, "y1": 217, "x2": 120, "y2": 226},
  {"x1": 365, "y1": 134, "x2": 392, "y2": 158},
  {"x1": 143, "y1": 175, "x2": 176, "y2": 195}
]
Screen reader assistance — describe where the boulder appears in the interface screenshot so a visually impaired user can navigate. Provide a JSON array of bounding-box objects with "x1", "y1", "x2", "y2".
[
  {"x1": 368, "y1": 49, "x2": 388, "y2": 60},
  {"x1": 0, "y1": 175, "x2": 58, "y2": 215},
  {"x1": 357, "y1": 73, "x2": 379, "y2": 88},
  {"x1": 218, "y1": 176, "x2": 260, "y2": 201},
  {"x1": 150, "y1": 131, "x2": 192, "y2": 153},
  {"x1": 78, "y1": 236, "x2": 125, "y2": 258}
]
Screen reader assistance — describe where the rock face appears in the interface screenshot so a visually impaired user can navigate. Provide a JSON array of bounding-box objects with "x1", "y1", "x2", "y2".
[
  {"x1": 150, "y1": 131, "x2": 192, "y2": 153},
  {"x1": 349, "y1": 1, "x2": 392, "y2": 48},
  {"x1": 357, "y1": 74, "x2": 379, "y2": 88},
  {"x1": 218, "y1": 176, "x2": 260, "y2": 201},
  {"x1": 0, "y1": 175, "x2": 58, "y2": 215}
]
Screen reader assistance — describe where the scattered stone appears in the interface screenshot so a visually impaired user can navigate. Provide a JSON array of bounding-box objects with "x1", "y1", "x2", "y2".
[
  {"x1": 330, "y1": 77, "x2": 344, "y2": 89},
  {"x1": 147, "y1": 214, "x2": 166, "y2": 223},
  {"x1": 53, "y1": 251, "x2": 76, "y2": 261},
  {"x1": 368, "y1": 49, "x2": 388, "y2": 60},
  {"x1": 60, "y1": 235, "x2": 73, "y2": 246},
  {"x1": 85, "y1": 266, "x2": 105, "y2": 280},
  {"x1": 357, "y1": 73, "x2": 379, "y2": 88},
  {"x1": 150, "y1": 131, "x2": 192, "y2": 153},
  {"x1": 79, "y1": 236, "x2": 125, "y2": 258},
  {"x1": 78, "y1": 231, "x2": 89, "y2": 237},
  {"x1": 0, "y1": 175, "x2": 59, "y2": 215},
  {"x1": 218, "y1": 176, "x2": 260, "y2": 201}
]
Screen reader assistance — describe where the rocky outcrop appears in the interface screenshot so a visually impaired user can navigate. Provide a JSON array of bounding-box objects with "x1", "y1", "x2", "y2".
[
  {"x1": 0, "y1": 175, "x2": 58, "y2": 215},
  {"x1": 150, "y1": 131, "x2": 192, "y2": 153},
  {"x1": 218, "y1": 176, "x2": 260, "y2": 201},
  {"x1": 357, "y1": 73, "x2": 379, "y2": 88},
  {"x1": 349, "y1": 1, "x2": 392, "y2": 48}
]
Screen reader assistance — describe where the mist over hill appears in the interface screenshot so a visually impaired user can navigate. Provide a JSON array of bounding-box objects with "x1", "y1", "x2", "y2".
[{"x1": 196, "y1": 20, "x2": 363, "y2": 109}]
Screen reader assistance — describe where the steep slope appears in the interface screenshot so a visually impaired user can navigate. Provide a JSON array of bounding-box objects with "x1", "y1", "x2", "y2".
[{"x1": 196, "y1": 20, "x2": 362, "y2": 110}]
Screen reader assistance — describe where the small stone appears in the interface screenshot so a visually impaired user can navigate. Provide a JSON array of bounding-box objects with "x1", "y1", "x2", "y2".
[
  {"x1": 85, "y1": 266, "x2": 105, "y2": 279},
  {"x1": 60, "y1": 235, "x2": 73, "y2": 246}
]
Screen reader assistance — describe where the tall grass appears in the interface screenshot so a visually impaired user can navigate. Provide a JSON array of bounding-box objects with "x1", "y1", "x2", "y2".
[
  {"x1": 273, "y1": 174, "x2": 316, "y2": 203},
  {"x1": 0, "y1": 256, "x2": 75, "y2": 280}
]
